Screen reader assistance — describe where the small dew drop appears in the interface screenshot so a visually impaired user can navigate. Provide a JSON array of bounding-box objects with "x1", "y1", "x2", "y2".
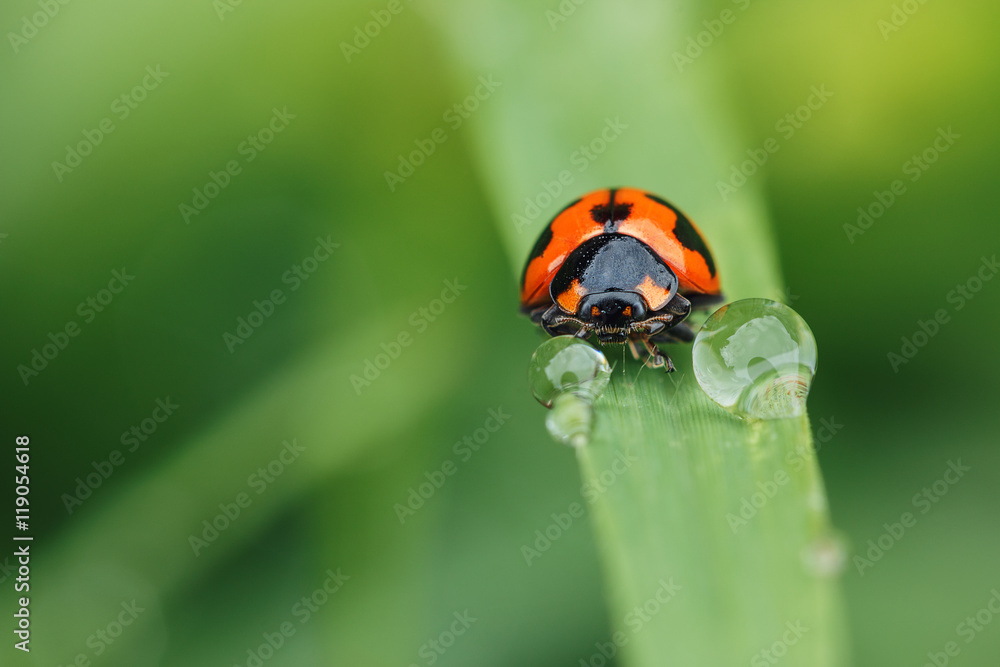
[
  {"x1": 528, "y1": 336, "x2": 612, "y2": 408},
  {"x1": 528, "y1": 336, "x2": 611, "y2": 446},
  {"x1": 693, "y1": 299, "x2": 817, "y2": 420},
  {"x1": 801, "y1": 532, "x2": 847, "y2": 578},
  {"x1": 546, "y1": 393, "x2": 594, "y2": 448}
]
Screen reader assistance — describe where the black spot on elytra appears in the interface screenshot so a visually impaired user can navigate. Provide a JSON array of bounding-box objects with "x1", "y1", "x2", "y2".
[
  {"x1": 589, "y1": 204, "x2": 610, "y2": 224},
  {"x1": 590, "y1": 189, "x2": 632, "y2": 230},
  {"x1": 520, "y1": 223, "x2": 554, "y2": 289},
  {"x1": 645, "y1": 194, "x2": 716, "y2": 277},
  {"x1": 672, "y1": 213, "x2": 716, "y2": 277}
]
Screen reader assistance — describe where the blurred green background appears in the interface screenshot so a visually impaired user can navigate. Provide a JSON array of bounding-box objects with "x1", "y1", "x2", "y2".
[{"x1": 2, "y1": 0, "x2": 998, "y2": 665}]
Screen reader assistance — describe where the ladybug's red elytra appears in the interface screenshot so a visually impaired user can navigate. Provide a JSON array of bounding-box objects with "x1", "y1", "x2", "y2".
[{"x1": 520, "y1": 187, "x2": 723, "y2": 372}]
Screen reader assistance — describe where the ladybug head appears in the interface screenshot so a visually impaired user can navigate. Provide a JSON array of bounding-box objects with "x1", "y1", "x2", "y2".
[{"x1": 577, "y1": 291, "x2": 648, "y2": 343}]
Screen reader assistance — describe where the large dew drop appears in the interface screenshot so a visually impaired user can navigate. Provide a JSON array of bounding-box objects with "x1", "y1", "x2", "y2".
[
  {"x1": 528, "y1": 336, "x2": 612, "y2": 446},
  {"x1": 693, "y1": 299, "x2": 817, "y2": 420}
]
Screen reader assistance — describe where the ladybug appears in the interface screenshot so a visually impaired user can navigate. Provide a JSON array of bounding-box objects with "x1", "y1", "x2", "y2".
[{"x1": 520, "y1": 187, "x2": 723, "y2": 372}]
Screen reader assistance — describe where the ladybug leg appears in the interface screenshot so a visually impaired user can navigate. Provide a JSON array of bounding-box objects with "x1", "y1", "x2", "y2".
[
  {"x1": 627, "y1": 335, "x2": 676, "y2": 372},
  {"x1": 540, "y1": 304, "x2": 589, "y2": 337},
  {"x1": 526, "y1": 305, "x2": 551, "y2": 327},
  {"x1": 643, "y1": 337, "x2": 676, "y2": 373},
  {"x1": 638, "y1": 314, "x2": 683, "y2": 336},
  {"x1": 638, "y1": 293, "x2": 696, "y2": 349},
  {"x1": 641, "y1": 292, "x2": 696, "y2": 337},
  {"x1": 665, "y1": 293, "x2": 693, "y2": 320},
  {"x1": 626, "y1": 337, "x2": 645, "y2": 362},
  {"x1": 539, "y1": 304, "x2": 567, "y2": 336},
  {"x1": 633, "y1": 293, "x2": 692, "y2": 341}
]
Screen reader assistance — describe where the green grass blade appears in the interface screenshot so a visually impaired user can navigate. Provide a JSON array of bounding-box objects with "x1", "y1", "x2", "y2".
[
  {"x1": 580, "y1": 380, "x2": 847, "y2": 665},
  {"x1": 422, "y1": 1, "x2": 849, "y2": 664}
]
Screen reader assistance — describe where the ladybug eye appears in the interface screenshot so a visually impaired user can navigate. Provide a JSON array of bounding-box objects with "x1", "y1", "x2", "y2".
[
  {"x1": 622, "y1": 306, "x2": 632, "y2": 318},
  {"x1": 591, "y1": 306, "x2": 601, "y2": 318}
]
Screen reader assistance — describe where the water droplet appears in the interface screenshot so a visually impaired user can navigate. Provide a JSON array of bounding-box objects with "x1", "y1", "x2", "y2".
[
  {"x1": 546, "y1": 393, "x2": 594, "y2": 448},
  {"x1": 692, "y1": 299, "x2": 817, "y2": 420},
  {"x1": 801, "y1": 532, "x2": 847, "y2": 577},
  {"x1": 528, "y1": 336, "x2": 611, "y2": 447},
  {"x1": 528, "y1": 336, "x2": 611, "y2": 408}
]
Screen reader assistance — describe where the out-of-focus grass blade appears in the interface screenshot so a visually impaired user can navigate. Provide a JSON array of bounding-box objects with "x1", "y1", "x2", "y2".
[{"x1": 30, "y1": 324, "x2": 470, "y2": 665}]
